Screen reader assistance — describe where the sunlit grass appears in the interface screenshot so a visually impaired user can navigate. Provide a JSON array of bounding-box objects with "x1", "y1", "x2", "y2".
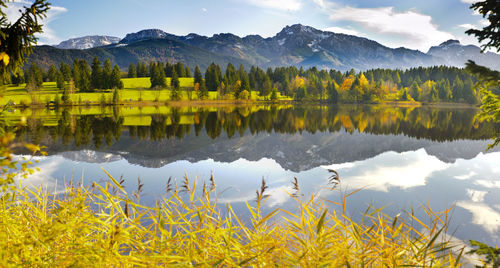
[
  {"x1": 0, "y1": 171, "x2": 467, "y2": 267},
  {"x1": 0, "y1": 78, "x2": 290, "y2": 105}
]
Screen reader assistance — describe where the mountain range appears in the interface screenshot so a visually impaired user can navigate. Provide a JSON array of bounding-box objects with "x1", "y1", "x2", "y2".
[{"x1": 29, "y1": 24, "x2": 500, "y2": 71}]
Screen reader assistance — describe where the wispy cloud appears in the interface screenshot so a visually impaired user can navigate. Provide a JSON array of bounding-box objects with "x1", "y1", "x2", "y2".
[
  {"x1": 325, "y1": 6, "x2": 454, "y2": 51},
  {"x1": 247, "y1": 0, "x2": 302, "y2": 11},
  {"x1": 4, "y1": 1, "x2": 68, "y2": 45},
  {"x1": 460, "y1": 0, "x2": 477, "y2": 4},
  {"x1": 323, "y1": 26, "x2": 360, "y2": 36},
  {"x1": 458, "y1": 23, "x2": 478, "y2": 30}
]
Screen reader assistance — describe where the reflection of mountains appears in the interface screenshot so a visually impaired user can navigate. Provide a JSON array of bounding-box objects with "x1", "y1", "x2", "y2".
[{"x1": 59, "y1": 130, "x2": 498, "y2": 172}]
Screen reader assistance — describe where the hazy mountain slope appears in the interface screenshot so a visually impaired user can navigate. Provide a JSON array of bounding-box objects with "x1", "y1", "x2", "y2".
[
  {"x1": 29, "y1": 39, "x2": 252, "y2": 70},
  {"x1": 427, "y1": 39, "x2": 500, "y2": 70}
]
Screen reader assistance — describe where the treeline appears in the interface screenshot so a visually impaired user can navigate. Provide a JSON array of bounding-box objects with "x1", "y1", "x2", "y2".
[
  {"x1": 126, "y1": 61, "x2": 482, "y2": 104},
  {"x1": 5, "y1": 59, "x2": 482, "y2": 104},
  {"x1": 7, "y1": 57, "x2": 124, "y2": 92}
]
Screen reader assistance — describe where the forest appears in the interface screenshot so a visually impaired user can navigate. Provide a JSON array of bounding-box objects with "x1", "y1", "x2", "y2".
[{"x1": 2, "y1": 58, "x2": 484, "y2": 105}]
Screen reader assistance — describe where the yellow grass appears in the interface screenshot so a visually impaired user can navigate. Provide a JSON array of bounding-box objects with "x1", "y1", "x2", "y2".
[{"x1": 0, "y1": 171, "x2": 467, "y2": 267}]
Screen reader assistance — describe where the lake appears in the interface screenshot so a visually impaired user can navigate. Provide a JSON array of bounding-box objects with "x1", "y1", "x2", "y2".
[{"x1": 11, "y1": 104, "x2": 500, "y2": 246}]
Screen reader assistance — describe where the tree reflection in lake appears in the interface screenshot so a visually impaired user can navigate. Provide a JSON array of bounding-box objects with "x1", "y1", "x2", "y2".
[{"x1": 12, "y1": 105, "x2": 498, "y2": 150}]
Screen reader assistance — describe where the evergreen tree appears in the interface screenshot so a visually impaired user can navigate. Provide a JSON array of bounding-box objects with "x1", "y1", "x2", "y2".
[
  {"x1": 409, "y1": 81, "x2": 422, "y2": 101},
  {"x1": 47, "y1": 64, "x2": 58, "y2": 82},
  {"x1": 175, "y1": 62, "x2": 186, "y2": 77},
  {"x1": 150, "y1": 63, "x2": 166, "y2": 88},
  {"x1": 327, "y1": 81, "x2": 339, "y2": 104},
  {"x1": 164, "y1": 62, "x2": 173, "y2": 77},
  {"x1": 78, "y1": 60, "x2": 92, "y2": 92},
  {"x1": 205, "y1": 63, "x2": 221, "y2": 91},
  {"x1": 194, "y1": 65, "x2": 203, "y2": 85},
  {"x1": 128, "y1": 63, "x2": 137, "y2": 78},
  {"x1": 60, "y1": 62, "x2": 72, "y2": 82},
  {"x1": 111, "y1": 65, "x2": 123, "y2": 89},
  {"x1": 91, "y1": 57, "x2": 103, "y2": 90},
  {"x1": 26, "y1": 63, "x2": 43, "y2": 90},
  {"x1": 198, "y1": 80, "x2": 208, "y2": 99},
  {"x1": 171, "y1": 68, "x2": 180, "y2": 90},
  {"x1": 56, "y1": 71, "x2": 66, "y2": 90},
  {"x1": 72, "y1": 60, "x2": 81, "y2": 89},
  {"x1": 170, "y1": 69, "x2": 180, "y2": 100},
  {"x1": 102, "y1": 59, "x2": 112, "y2": 89},
  {"x1": 185, "y1": 66, "x2": 191, "y2": 78}
]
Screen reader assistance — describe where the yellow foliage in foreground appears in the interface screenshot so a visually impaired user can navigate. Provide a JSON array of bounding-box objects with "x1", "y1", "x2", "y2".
[{"x1": 0, "y1": 173, "x2": 466, "y2": 267}]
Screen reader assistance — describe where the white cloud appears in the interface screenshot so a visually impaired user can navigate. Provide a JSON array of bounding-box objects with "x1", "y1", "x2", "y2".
[
  {"x1": 458, "y1": 23, "x2": 478, "y2": 30},
  {"x1": 202, "y1": 8, "x2": 207, "y2": 12},
  {"x1": 247, "y1": 0, "x2": 301, "y2": 11},
  {"x1": 466, "y1": 189, "x2": 487, "y2": 202},
  {"x1": 460, "y1": 0, "x2": 477, "y2": 4},
  {"x1": 479, "y1": 19, "x2": 489, "y2": 26},
  {"x1": 4, "y1": 1, "x2": 68, "y2": 45},
  {"x1": 326, "y1": 6, "x2": 454, "y2": 51},
  {"x1": 323, "y1": 26, "x2": 360, "y2": 36},
  {"x1": 322, "y1": 149, "x2": 450, "y2": 192},
  {"x1": 457, "y1": 201, "x2": 500, "y2": 234}
]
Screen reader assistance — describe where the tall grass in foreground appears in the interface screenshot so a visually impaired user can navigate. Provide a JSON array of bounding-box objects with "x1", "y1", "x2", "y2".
[{"x1": 0, "y1": 172, "x2": 467, "y2": 267}]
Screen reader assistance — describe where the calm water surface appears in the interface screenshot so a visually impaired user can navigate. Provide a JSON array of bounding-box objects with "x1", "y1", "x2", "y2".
[{"x1": 12, "y1": 104, "x2": 500, "y2": 245}]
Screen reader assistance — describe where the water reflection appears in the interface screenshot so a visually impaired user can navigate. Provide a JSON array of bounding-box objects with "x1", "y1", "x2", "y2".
[{"x1": 10, "y1": 104, "x2": 500, "y2": 246}]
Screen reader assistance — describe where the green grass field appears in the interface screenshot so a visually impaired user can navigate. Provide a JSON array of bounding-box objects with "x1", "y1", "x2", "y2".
[{"x1": 0, "y1": 77, "x2": 290, "y2": 106}]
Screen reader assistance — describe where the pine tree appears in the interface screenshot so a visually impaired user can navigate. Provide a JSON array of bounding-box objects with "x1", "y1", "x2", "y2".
[
  {"x1": 111, "y1": 65, "x2": 123, "y2": 89},
  {"x1": 128, "y1": 63, "x2": 137, "y2": 78},
  {"x1": 102, "y1": 59, "x2": 112, "y2": 89},
  {"x1": 56, "y1": 71, "x2": 66, "y2": 90},
  {"x1": 91, "y1": 57, "x2": 103, "y2": 90},
  {"x1": 194, "y1": 65, "x2": 203, "y2": 85},
  {"x1": 175, "y1": 62, "x2": 186, "y2": 77},
  {"x1": 170, "y1": 68, "x2": 180, "y2": 100},
  {"x1": 185, "y1": 66, "x2": 191, "y2": 78},
  {"x1": 60, "y1": 62, "x2": 72, "y2": 82},
  {"x1": 25, "y1": 63, "x2": 43, "y2": 91},
  {"x1": 171, "y1": 68, "x2": 180, "y2": 90},
  {"x1": 327, "y1": 81, "x2": 339, "y2": 104},
  {"x1": 47, "y1": 64, "x2": 58, "y2": 82},
  {"x1": 72, "y1": 60, "x2": 81, "y2": 89},
  {"x1": 150, "y1": 63, "x2": 166, "y2": 89},
  {"x1": 79, "y1": 60, "x2": 92, "y2": 92}
]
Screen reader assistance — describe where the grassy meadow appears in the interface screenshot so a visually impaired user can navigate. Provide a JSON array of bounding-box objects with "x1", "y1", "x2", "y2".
[{"x1": 0, "y1": 77, "x2": 291, "y2": 106}]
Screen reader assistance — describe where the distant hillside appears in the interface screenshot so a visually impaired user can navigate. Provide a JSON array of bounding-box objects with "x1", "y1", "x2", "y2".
[
  {"x1": 33, "y1": 24, "x2": 500, "y2": 71},
  {"x1": 427, "y1": 39, "x2": 500, "y2": 70}
]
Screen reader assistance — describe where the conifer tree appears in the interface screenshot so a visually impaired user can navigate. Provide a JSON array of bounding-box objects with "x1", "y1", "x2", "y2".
[
  {"x1": 185, "y1": 66, "x2": 191, "y2": 78},
  {"x1": 47, "y1": 64, "x2": 58, "y2": 82},
  {"x1": 111, "y1": 65, "x2": 123, "y2": 89},
  {"x1": 194, "y1": 65, "x2": 203, "y2": 85},
  {"x1": 128, "y1": 63, "x2": 137, "y2": 78},
  {"x1": 103, "y1": 59, "x2": 113, "y2": 89},
  {"x1": 170, "y1": 69, "x2": 181, "y2": 100},
  {"x1": 60, "y1": 62, "x2": 72, "y2": 82},
  {"x1": 91, "y1": 57, "x2": 103, "y2": 90}
]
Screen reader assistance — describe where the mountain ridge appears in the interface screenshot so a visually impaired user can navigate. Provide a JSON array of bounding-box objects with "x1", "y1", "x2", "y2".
[{"x1": 33, "y1": 24, "x2": 500, "y2": 71}]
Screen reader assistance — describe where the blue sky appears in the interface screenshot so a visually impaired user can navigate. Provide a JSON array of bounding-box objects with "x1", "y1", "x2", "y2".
[{"x1": 5, "y1": 0, "x2": 488, "y2": 52}]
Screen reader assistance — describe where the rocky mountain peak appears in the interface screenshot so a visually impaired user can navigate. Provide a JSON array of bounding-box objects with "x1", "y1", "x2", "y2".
[
  {"x1": 439, "y1": 39, "x2": 461, "y2": 47},
  {"x1": 55, "y1": 35, "x2": 120, "y2": 49},
  {"x1": 121, "y1": 29, "x2": 168, "y2": 43}
]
